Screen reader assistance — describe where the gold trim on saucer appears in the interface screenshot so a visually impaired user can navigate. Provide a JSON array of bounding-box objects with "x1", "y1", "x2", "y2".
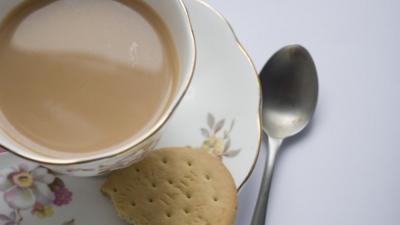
[{"x1": 193, "y1": 0, "x2": 263, "y2": 191}]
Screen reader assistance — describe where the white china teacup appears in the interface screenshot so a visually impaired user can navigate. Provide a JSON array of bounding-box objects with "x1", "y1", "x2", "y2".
[{"x1": 0, "y1": 0, "x2": 196, "y2": 176}]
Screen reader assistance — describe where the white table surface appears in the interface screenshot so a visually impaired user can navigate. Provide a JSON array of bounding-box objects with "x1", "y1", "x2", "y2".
[{"x1": 203, "y1": 0, "x2": 400, "y2": 225}]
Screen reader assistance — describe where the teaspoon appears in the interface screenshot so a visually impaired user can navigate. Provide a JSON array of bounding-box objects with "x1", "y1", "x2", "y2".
[{"x1": 250, "y1": 45, "x2": 318, "y2": 225}]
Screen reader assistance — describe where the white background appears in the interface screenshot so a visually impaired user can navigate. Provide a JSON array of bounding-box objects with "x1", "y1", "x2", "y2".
[{"x1": 203, "y1": 0, "x2": 400, "y2": 225}]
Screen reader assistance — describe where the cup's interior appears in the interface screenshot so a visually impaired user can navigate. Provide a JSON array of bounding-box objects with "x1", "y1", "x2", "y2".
[{"x1": 0, "y1": 0, "x2": 195, "y2": 163}]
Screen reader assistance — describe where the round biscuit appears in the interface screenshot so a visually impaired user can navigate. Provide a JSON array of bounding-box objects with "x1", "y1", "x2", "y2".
[{"x1": 102, "y1": 147, "x2": 237, "y2": 225}]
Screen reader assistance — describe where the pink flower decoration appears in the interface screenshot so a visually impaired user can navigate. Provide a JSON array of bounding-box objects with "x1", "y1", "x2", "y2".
[
  {"x1": 0, "y1": 164, "x2": 55, "y2": 209},
  {"x1": 53, "y1": 186, "x2": 72, "y2": 206}
]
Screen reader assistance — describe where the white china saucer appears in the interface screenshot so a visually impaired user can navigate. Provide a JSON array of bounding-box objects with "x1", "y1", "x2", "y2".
[{"x1": 0, "y1": 1, "x2": 261, "y2": 224}]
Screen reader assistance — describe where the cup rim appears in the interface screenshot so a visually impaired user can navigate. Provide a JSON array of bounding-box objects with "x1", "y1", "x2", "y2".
[{"x1": 0, "y1": 0, "x2": 197, "y2": 165}]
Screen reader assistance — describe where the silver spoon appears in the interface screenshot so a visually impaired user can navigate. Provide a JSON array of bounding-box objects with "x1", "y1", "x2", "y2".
[{"x1": 250, "y1": 45, "x2": 318, "y2": 225}]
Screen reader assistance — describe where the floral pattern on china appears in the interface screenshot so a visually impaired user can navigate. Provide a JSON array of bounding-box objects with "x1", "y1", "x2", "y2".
[
  {"x1": 0, "y1": 164, "x2": 73, "y2": 225},
  {"x1": 199, "y1": 113, "x2": 241, "y2": 160}
]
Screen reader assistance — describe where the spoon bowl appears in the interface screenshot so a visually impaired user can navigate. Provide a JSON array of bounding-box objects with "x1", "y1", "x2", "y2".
[{"x1": 261, "y1": 45, "x2": 318, "y2": 139}]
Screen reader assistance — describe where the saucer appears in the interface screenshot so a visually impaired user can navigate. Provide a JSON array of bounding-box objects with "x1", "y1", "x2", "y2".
[{"x1": 0, "y1": 0, "x2": 261, "y2": 224}]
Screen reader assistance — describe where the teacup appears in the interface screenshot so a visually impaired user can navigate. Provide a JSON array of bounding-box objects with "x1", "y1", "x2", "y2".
[{"x1": 0, "y1": 0, "x2": 196, "y2": 176}]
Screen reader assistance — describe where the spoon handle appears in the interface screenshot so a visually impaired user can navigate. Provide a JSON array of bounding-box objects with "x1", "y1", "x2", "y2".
[{"x1": 250, "y1": 136, "x2": 282, "y2": 225}]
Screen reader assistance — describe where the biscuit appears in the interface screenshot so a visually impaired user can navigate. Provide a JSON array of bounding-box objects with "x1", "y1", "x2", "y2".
[{"x1": 102, "y1": 147, "x2": 237, "y2": 225}]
